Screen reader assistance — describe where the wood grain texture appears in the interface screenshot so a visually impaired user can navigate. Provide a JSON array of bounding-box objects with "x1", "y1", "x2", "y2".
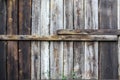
[
  {"x1": 57, "y1": 29, "x2": 120, "y2": 35},
  {"x1": 18, "y1": 0, "x2": 31, "y2": 79},
  {"x1": 118, "y1": 0, "x2": 120, "y2": 79},
  {"x1": 84, "y1": 0, "x2": 98, "y2": 79},
  {"x1": 63, "y1": 0, "x2": 73, "y2": 79},
  {"x1": 7, "y1": 0, "x2": 18, "y2": 80},
  {"x1": 0, "y1": 0, "x2": 6, "y2": 80},
  {"x1": 99, "y1": 0, "x2": 118, "y2": 79},
  {"x1": 0, "y1": 35, "x2": 117, "y2": 41},
  {"x1": 40, "y1": 0, "x2": 50, "y2": 79},
  {"x1": 73, "y1": 0, "x2": 85, "y2": 79},
  {"x1": 50, "y1": 0, "x2": 63, "y2": 79},
  {"x1": 31, "y1": 0, "x2": 41, "y2": 80}
]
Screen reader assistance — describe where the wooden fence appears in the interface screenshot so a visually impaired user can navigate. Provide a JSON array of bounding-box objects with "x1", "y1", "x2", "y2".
[{"x1": 0, "y1": 0, "x2": 119, "y2": 79}]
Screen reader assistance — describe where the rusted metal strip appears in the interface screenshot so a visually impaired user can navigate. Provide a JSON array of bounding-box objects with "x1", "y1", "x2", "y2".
[
  {"x1": 0, "y1": 35, "x2": 117, "y2": 41},
  {"x1": 57, "y1": 29, "x2": 120, "y2": 35}
]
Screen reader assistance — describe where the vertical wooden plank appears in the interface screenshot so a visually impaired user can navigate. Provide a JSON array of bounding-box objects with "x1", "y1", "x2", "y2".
[
  {"x1": 41, "y1": 0, "x2": 50, "y2": 79},
  {"x1": 7, "y1": 0, "x2": 18, "y2": 80},
  {"x1": 84, "y1": 0, "x2": 98, "y2": 79},
  {"x1": 0, "y1": 0, "x2": 6, "y2": 80},
  {"x1": 63, "y1": 0, "x2": 73, "y2": 79},
  {"x1": 99, "y1": 0, "x2": 118, "y2": 79},
  {"x1": 118, "y1": 0, "x2": 120, "y2": 79},
  {"x1": 19, "y1": 0, "x2": 31, "y2": 79},
  {"x1": 73, "y1": 0, "x2": 85, "y2": 79},
  {"x1": 31, "y1": 0, "x2": 41, "y2": 80},
  {"x1": 50, "y1": 0, "x2": 63, "y2": 79}
]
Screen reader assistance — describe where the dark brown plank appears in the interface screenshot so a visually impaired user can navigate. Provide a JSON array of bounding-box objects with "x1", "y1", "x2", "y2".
[
  {"x1": 57, "y1": 29, "x2": 120, "y2": 35},
  {"x1": 0, "y1": 35, "x2": 117, "y2": 41},
  {"x1": 99, "y1": 0, "x2": 118, "y2": 79},
  {"x1": 18, "y1": 0, "x2": 31, "y2": 79},
  {"x1": 7, "y1": 0, "x2": 18, "y2": 80},
  {"x1": 0, "y1": 0, "x2": 6, "y2": 80}
]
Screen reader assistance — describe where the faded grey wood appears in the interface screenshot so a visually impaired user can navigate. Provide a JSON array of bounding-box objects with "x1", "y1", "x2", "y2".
[
  {"x1": 40, "y1": 0, "x2": 50, "y2": 79},
  {"x1": 50, "y1": 0, "x2": 63, "y2": 79},
  {"x1": 57, "y1": 29, "x2": 120, "y2": 35},
  {"x1": 73, "y1": 0, "x2": 85, "y2": 79},
  {"x1": 99, "y1": 0, "x2": 118, "y2": 79},
  {"x1": 84, "y1": 0, "x2": 98, "y2": 79},
  {"x1": 63, "y1": 0, "x2": 73, "y2": 79},
  {"x1": 31, "y1": 0, "x2": 41, "y2": 79},
  {"x1": 118, "y1": 0, "x2": 120, "y2": 79}
]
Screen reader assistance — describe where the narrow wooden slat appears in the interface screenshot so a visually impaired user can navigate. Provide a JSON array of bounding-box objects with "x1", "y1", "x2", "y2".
[
  {"x1": 7, "y1": 0, "x2": 18, "y2": 80},
  {"x1": 0, "y1": 0, "x2": 6, "y2": 80},
  {"x1": 40, "y1": 0, "x2": 50, "y2": 79},
  {"x1": 84, "y1": 0, "x2": 98, "y2": 79},
  {"x1": 99, "y1": 0, "x2": 118, "y2": 79},
  {"x1": 31, "y1": 0, "x2": 41, "y2": 80},
  {"x1": 18, "y1": 0, "x2": 31, "y2": 79},
  {"x1": 0, "y1": 35, "x2": 117, "y2": 41},
  {"x1": 50, "y1": 0, "x2": 64, "y2": 79},
  {"x1": 57, "y1": 29, "x2": 120, "y2": 35},
  {"x1": 73, "y1": 0, "x2": 85, "y2": 79},
  {"x1": 63, "y1": 0, "x2": 73, "y2": 79},
  {"x1": 118, "y1": 0, "x2": 120, "y2": 79},
  {"x1": 118, "y1": 38, "x2": 120, "y2": 79}
]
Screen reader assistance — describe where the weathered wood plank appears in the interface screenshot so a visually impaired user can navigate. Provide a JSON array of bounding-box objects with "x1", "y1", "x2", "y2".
[
  {"x1": 0, "y1": 35, "x2": 117, "y2": 41},
  {"x1": 63, "y1": 0, "x2": 73, "y2": 79},
  {"x1": 40, "y1": 0, "x2": 50, "y2": 79},
  {"x1": 31, "y1": 0, "x2": 41, "y2": 80},
  {"x1": 18, "y1": 0, "x2": 31, "y2": 79},
  {"x1": 73, "y1": 0, "x2": 85, "y2": 79},
  {"x1": 99, "y1": 0, "x2": 118, "y2": 79},
  {"x1": 84, "y1": 0, "x2": 98, "y2": 79},
  {"x1": 118, "y1": 37, "x2": 120, "y2": 79},
  {"x1": 50, "y1": 0, "x2": 63, "y2": 79},
  {"x1": 118, "y1": 0, "x2": 120, "y2": 79},
  {"x1": 0, "y1": 0, "x2": 6, "y2": 80},
  {"x1": 57, "y1": 29, "x2": 120, "y2": 35},
  {"x1": 7, "y1": 0, "x2": 18, "y2": 80}
]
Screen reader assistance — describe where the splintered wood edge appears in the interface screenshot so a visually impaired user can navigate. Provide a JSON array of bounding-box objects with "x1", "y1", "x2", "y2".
[
  {"x1": 57, "y1": 29, "x2": 120, "y2": 35},
  {"x1": 0, "y1": 35, "x2": 117, "y2": 41}
]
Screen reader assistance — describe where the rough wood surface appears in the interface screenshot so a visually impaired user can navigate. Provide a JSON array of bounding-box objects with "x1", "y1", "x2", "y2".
[
  {"x1": 84, "y1": 0, "x2": 98, "y2": 79},
  {"x1": 0, "y1": 35, "x2": 117, "y2": 41},
  {"x1": 31, "y1": 0, "x2": 41, "y2": 80},
  {"x1": 63, "y1": 0, "x2": 73, "y2": 79},
  {"x1": 57, "y1": 29, "x2": 120, "y2": 35},
  {"x1": 7, "y1": 0, "x2": 18, "y2": 80},
  {"x1": 40, "y1": 0, "x2": 50, "y2": 79},
  {"x1": 18, "y1": 0, "x2": 31, "y2": 79},
  {"x1": 50, "y1": 0, "x2": 63, "y2": 79},
  {"x1": 73, "y1": 0, "x2": 85, "y2": 79},
  {"x1": 0, "y1": 0, "x2": 6, "y2": 80},
  {"x1": 99, "y1": 0, "x2": 118, "y2": 79},
  {"x1": 118, "y1": 0, "x2": 120, "y2": 79}
]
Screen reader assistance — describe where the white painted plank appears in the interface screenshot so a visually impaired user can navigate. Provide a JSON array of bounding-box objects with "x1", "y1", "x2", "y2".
[
  {"x1": 40, "y1": 0, "x2": 50, "y2": 79},
  {"x1": 31, "y1": 0, "x2": 41, "y2": 80},
  {"x1": 50, "y1": 0, "x2": 63, "y2": 79},
  {"x1": 84, "y1": 0, "x2": 98, "y2": 79},
  {"x1": 63, "y1": 0, "x2": 73, "y2": 79}
]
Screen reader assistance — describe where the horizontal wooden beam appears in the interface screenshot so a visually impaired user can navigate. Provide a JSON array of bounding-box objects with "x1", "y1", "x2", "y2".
[
  {"x1": 0, "y1": 35, "x2": 117, "y2": 41},
  {"x1": 57, "y1": 29, "x2": 120, "y2": 35}
]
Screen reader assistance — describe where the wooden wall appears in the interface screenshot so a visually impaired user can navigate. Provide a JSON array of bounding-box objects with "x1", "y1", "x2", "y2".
[{"x1": 0, "y1": 0, "x2": 119, "y2": 79}]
